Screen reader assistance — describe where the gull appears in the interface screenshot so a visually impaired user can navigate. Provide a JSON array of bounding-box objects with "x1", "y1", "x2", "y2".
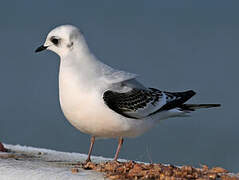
[{"x1": 35, "y1": 25, "x2": 220, "y2": 162}]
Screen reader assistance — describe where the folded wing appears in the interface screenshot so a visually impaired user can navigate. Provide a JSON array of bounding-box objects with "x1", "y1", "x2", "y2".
[{"x1": 103, "y1": 87, "x2": 196, "y2": 119}]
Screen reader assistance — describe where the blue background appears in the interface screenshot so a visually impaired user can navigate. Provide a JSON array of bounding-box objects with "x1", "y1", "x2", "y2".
[{"x1": 0, "y1": 0, "x2": 238, "y2": 172}]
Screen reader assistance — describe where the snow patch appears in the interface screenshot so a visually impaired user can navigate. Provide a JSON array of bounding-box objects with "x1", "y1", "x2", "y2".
[{"x1": 0, "y1": 144, "x2": 111, "y2": 180}]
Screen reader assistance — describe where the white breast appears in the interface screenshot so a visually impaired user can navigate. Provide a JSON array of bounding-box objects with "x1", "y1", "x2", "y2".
[{"x1": 58, "y1": 65, "x2": 155, "y2": 138}]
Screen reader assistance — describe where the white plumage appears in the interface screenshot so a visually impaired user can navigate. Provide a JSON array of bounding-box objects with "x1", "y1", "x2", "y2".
[{"x1": 36, "y1": 25, "x2": 220, "y2": 162}]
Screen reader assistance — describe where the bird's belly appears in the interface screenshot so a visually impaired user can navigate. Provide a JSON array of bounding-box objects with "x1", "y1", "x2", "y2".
[{"x1": 59, "y1": 90, "x2": 154, "y2": 138}]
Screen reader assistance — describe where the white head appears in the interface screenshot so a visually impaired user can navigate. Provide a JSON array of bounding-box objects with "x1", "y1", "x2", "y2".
[{"x1": 35, "y1": 25, "x2": 87, "y2": 57}]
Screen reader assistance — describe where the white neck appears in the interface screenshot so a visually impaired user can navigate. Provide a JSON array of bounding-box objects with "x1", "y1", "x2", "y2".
[{"x1": 58, "y1": 39, "x2": 114, "y2": 93}]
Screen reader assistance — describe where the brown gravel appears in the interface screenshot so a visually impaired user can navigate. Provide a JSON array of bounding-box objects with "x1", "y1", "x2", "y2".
[
  {"x1": 71, "y1": 168, "x2": 79, "y2": 174},
  {"x1": 73, "y1": 161, "x2": 239, "y2": 180}
]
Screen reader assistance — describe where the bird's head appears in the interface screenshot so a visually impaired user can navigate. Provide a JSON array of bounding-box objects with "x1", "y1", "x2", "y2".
[{"x1": 35, "y1": 25, "x2": 85, "y2": 57}]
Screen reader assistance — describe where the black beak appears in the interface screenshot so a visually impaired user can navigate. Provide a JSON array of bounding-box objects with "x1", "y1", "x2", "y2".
[{"x1": 35, "y1": 45, "x2": 48, "y2": 53}]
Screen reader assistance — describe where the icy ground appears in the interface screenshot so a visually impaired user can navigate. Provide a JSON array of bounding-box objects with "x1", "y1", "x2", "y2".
[
  {"x1": 0, "y1": 144, "x2": 112, "y2": 180},
  {"x1": 1, "y1": 144, "x2": 238, "y2": 180}
]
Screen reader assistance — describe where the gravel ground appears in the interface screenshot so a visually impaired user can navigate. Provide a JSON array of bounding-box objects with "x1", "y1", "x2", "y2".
[{"x1": 77, "y1": 161, "x2": 239, "y2": 180}]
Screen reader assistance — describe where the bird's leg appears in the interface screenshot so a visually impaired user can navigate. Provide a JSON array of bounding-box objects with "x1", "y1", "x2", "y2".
[
  {"x1": 0, "y1": 142, "x2": 7, "y2": 152},
  {"x1": 113, "y1": 137, "x2": 124, "y2": 162},
  {"x1": 85, "y1": 136, "x2": 95, "y2": 163}
]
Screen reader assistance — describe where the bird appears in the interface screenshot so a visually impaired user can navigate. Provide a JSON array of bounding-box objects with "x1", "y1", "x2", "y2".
[{"x1": 35, "y1": 25, "x2": 220, "y2": 162}]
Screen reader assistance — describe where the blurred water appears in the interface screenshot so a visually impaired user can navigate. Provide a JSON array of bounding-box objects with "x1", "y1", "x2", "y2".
[{"x1": 0, "y1": 0, "x2": 238, "y2": 172}]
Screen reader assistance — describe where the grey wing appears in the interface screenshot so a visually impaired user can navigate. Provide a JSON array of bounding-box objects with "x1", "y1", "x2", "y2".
[{"x1": 103, "y1": 85, "x2": 196, "y2": 119}]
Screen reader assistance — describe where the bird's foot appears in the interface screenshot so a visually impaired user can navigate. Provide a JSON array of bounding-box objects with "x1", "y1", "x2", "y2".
[
  {"x1": 85, "y1": 158, "x2": 91, "y2": 163},
  {"x1": 75, "y1": 158, "x2": 92, "y2": 168},
  {"x1": 80, "y1": 159, "x2": 96, "y2": 170}
]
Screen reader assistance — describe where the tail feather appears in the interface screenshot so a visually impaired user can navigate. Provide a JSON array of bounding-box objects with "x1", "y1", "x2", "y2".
[{"x1": 179, "y1": 104, "x2": 221, "y2": 111}]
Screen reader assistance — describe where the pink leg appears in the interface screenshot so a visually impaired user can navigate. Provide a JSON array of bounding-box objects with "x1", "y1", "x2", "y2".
[
  {"x1": 85, "y1": 136, "x2": 95, "y2": 162},
  {"x1": 113, "y1": 137, "x2": 124, "y2": 161},
  {"x1": 0, "y1": 142, "x2": 6, "y2": 152}
]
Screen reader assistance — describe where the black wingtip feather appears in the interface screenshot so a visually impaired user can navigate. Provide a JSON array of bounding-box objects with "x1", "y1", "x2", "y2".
[
  {"x1": 188, "y1": 90, "x2": 196, "y2": 96},
  {"x1": 179, "y1": 103, "x2": 221, "y2": 111},
  {"x1": 151, "y1": 90, "x2": 196, "y2": 113}
]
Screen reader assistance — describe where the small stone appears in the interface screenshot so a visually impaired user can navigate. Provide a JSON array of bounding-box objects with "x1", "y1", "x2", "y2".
[
  {"x1": 83, "y1": 162, "x2": 95, "y2": 170},
  {"x1": 108, "y1": 174, "x2": 122, "y2": 180},
  {"x1": 71, "y1": 168, "x2": 79, "y2": 174},
  {"x1": 210, "y1": 167, "x2": 228, "y2": 173},
  {"x1": 208, "y1": 173, "x2": 217, "y2": 179},
  {"x1": 201, "y1": 164, "x2": 209, "y2": 172},
  {"x1": 181, "y1": 165, "x2": 193, "y2": 173},
  {"x1": 133, "y1": 163, "x2": 143, "y2": 171},
  {"x1": 220, "y1": 175, "x2": 239, "y2": 180},
  {"x1": 37, "y1": 152, "x2": 44, "y2": 155},
  {"x1": 164, "y1": 169, "x2": 172, "y2": 176},
  {"x1": 160, "y1": 173, "x2": 165, "y2": 179}
]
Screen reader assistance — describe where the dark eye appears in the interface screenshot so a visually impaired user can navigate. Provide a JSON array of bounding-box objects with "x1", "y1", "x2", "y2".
[{"x1": 51, "y1": 38, "x2": 59, "y2": 45}]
